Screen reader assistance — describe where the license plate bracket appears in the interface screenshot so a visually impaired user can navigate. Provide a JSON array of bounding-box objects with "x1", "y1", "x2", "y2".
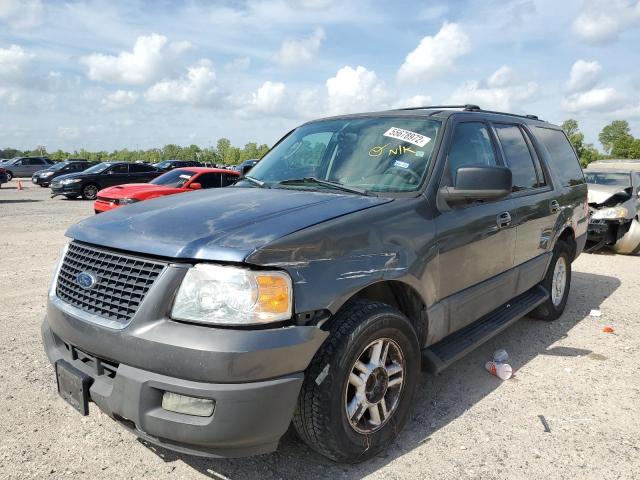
[{"x1": 55, "y1": 360, "x2": 92, "y2": 416}]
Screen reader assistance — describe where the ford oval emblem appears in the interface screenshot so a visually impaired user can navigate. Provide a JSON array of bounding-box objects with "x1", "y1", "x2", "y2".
[{"x1": 76, "y1": 271, "x2": 98, "y2": 290}]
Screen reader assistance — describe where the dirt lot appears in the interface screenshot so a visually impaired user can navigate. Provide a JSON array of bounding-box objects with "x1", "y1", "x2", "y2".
[{"x1": 0, "y1": 181, "x2": 639, "y2": 479}]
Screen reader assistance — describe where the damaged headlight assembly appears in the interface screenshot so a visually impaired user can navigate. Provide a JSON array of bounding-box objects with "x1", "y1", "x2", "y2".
[
  {"x1": 591, "y1": 206, "x2": 629, "y2": 220},
  {"x1": 171, "y1": 264, "x2": 292, "y2": 326}
]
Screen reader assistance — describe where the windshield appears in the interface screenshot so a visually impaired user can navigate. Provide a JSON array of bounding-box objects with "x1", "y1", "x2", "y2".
[
  {"x1": 151, "y1": 169, "x2": 196, "y2": 187},
  {"x1": 244, "y1": 117, "x2": 440, "y2": 193},
  {"x1": 50, "y1": 162, "x2": 72, "y2": 171},
  {"x1": 156, "y1": 161, "x2": 172, "y2": 168},
  {"x1": 584, "y1": 171, "x2": 631, "y2": 187},
  {"x1": 83, "y1": 162, "x2": 112, "y2": 174}
]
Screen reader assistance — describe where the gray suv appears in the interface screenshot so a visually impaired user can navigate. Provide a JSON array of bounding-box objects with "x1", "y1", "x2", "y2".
[
  {"x1": 42, "y1": 105, "x2": 588, "y2": 463},
  {"x1": 3, "y1": 156, "x2": 53, "y2": 180}
]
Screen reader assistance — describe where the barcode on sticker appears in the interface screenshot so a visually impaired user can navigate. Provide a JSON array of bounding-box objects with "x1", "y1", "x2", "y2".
[{"x1": 383, "y1": 127, "x2": 431, "y2": 147}]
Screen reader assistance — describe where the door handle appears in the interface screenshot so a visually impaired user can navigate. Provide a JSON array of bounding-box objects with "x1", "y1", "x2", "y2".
[
  {"x1": 550, "y1": 200, "x2": 560, "y2": 213},
  {"x1": 497, "y1": 211, "x2": 512, "y2": 228}
]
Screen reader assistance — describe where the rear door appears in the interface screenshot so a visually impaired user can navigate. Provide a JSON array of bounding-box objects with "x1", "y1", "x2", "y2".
[
  {"x1": 491, "y1": 123, "x2": 557, "y2": 295},
  {"x1": 434, "y1": 119, "x2": 517, "y2": 333}
]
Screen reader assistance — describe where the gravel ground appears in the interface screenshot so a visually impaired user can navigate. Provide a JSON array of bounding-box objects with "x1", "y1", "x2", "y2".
[{"x1": 1, "y1": 181, "x2": 639, "y2": 480}]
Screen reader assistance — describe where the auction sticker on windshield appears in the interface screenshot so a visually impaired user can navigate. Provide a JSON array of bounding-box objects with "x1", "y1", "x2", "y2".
[{"x1": 383, "y1": 127, "x2": 431, "y2": 147}]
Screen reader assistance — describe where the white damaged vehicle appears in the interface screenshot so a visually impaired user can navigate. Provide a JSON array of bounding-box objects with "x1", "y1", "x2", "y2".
[{"x1": 585, "y1": 160, "x2": 640, "y2": 254}]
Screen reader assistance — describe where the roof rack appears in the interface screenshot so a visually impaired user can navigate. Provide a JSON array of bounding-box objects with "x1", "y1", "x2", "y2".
[{"x1": 394, "y1": 104, "x2": 542, "y2": 121}]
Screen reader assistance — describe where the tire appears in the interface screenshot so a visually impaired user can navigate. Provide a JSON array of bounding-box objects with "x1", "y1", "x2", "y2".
[
  {"x1": 81, "y1": 183, "x2": 98, "y2": 200},
  {"x1": 293, "y1": 300, "x2": 420, "y2": 463},
  {"x1": 39, "y1": 184, "x2": 47, "y2": 188},
  {"x1": 64, "y1": 194, "x2": 79, "y2": 200},
  {"x1": 612, "y1": 218, "x2": 640, "y2": 255},
  {"x1": 6, "y1": 171, "x2": 13, "y2": 181},
  {"x1": 530, "y1": 240, "x2": 572, "y2": 321}
]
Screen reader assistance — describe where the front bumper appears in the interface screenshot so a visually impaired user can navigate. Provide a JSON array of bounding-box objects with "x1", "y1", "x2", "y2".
[
  {"x1": 42, "y1": 319, "x2": 307, "y2": 457},
  {"x1": 94, "y1": 198, "x2": 119, "y2": 213},
  {"x1": 51, "y1": 183, "x2": 82, "y2": 197},
  {"x1": 32, "y1": 175, "x2": 52, "y2": 186}
]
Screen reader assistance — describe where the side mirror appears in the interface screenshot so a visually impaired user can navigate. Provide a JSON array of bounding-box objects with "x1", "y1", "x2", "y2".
[
  {"x1": 189, "y1": 182, "x2": 202, "y2": 190},
  {"x1": 440, "y1": 165, "x2": 512, "y2": 203}
]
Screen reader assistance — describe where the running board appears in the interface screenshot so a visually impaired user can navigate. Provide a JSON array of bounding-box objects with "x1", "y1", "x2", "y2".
[{"x1": 422, "y1": 285, "x2": 549, "y2": 374}]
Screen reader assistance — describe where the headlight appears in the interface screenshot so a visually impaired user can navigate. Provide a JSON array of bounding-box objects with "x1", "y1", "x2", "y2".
[
  {"x1": 171, "y1": 264, "x2": 292, "y2": 326},
  {"x1": 61, "y1": 178, "x2": 82, "y2": 185},
  {"x1": 42, "y1": 171, "x2": 54, "y2": 177},
  {"x1": 591, "y1": 206, "x2": 629, "y2": 220},
  {"x1": 117, "y1": 198, "x2": 139, "y2": 205}
]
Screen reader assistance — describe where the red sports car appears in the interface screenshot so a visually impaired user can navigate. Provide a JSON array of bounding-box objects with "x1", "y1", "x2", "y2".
[{"x1": 94, "y1": 167, "x2": 239, "y2": 213}]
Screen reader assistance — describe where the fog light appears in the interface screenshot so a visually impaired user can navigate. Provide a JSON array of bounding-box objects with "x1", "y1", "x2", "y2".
[{"x1": 161, "y1": 392, "x2": 215, "y2": 417}]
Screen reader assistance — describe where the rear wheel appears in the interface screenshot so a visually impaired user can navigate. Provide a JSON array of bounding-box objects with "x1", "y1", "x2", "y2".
[
  {"x1": 530, "y1": 240, "x2": 572, "y2": 321},
  {"x1": 293, "y1": 301, "x2": 420, "y2": 463},
  {"x1": 6, "y1": 171, "x2": 13, "y2": 181},
  {"x1": 81, "y1": 183, "x2": 98, "y2": 200}
]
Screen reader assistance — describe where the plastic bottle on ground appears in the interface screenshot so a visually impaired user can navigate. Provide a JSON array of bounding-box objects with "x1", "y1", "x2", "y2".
[
  {"x1": 485, "y1": 361, "x2": 513, "y2": 380},
  {"x1": 493, "y1": 349, "x2": 509, "y2": 363}
]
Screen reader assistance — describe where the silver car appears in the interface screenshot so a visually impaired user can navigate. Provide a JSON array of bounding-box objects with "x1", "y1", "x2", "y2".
[{"x1": 3, "y1": 157, "x2": 53, "y2": 180}]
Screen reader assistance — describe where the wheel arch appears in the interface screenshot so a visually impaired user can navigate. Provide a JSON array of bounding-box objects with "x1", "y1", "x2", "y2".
[
  {"x1": 335, "y1": 280, "x2": 428, "y2": 347},
  {"x1": 555, "y1": 226, "x2": 578, "y2": 261}
]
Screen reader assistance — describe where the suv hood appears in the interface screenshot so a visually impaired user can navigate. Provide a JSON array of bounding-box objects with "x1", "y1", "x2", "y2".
[{"x1": 67, "y1": 187, "x2": 392, "y2": 261}]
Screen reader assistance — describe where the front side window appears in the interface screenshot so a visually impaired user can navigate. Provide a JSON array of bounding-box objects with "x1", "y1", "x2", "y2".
[
  {"x1": 245, "y1": 117, "x2": 441, "y2": 194},
  {"x1": 494, "y1": 124, "x2": 538, "y2": 191},
  {"x1": 446, "y1": 122, "x2": 498, "y2": 183},
  {"x1": 108, "y1": 164, "x2": 128, "y2": 174},
  {"x1": 195, "y1": 173, "x2": 222, "y2": 188}
]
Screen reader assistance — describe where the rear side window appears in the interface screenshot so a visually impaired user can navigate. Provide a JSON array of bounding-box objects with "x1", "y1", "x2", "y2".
[
  {"x1": 447, "y1": 122, "x2": 498, "y2": 182},
  {"x1": 130, "y1": 163, "x2": 155, "y2": 173},
  {"x1": 494, "y1": 124, "x2": 538, "y2": 191},
  {"x1": 197, "y1": 173, "x2": 222, "y2": 188},
  {"x1": 534, "y1": 127, "x2": 585, "y2": 187}
]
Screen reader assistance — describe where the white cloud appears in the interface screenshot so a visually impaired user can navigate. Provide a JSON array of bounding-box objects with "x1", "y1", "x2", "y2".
[
  {"x1": 561, "y1": 87, "x2": 627, "y2": 112},
  {"x1": 287, "y1": 0, "x2": 335, "y2": 8},
  {"x1": 57, "y1": 126, "x2": 80, "y2": 140},
  {"x1": 397, "y1": 22, "x2": 470, "y2": 83},
  {"x1": 393, "y1": 95, "x2": 433, "y2": 109},
  {"x1": 326, "y1": 65, "x2": 389, "y2": 114},
  {"x1": 81, "y1": 34, "x2": 191, "y2": 85},
  {"x1": 276, "y1": 27, "x2": 325, "y2": 66},
  {"x1": 0, "y1": 45, "x2": 35, "y2": 82},
  {"x1": 449, "y1": 66, "x2": 537, "y2": 111},
  {"x1": 224, "y1": 56, "x2": 251, "y2": 71},
  {"x1": 564, "y1": 60, "x2": 602, "y2": 93},
  {"x1": 0, "y1": 0, "x2": 43, "y2": 29},
  {"x1": 103, "y1": 90, "x2": 139, "y2": 108},
  {"x1": 572, "y1": 0, "x2": 640, "y2": 45},
  {"x1": 248, "y1": 81, "x2": 287, "y2": 114},
  {"x1": 144, "y1": 60, "x2": 217, "y2": 105},
  {"x1": 487, "y1": 65, "x2": 515, "y2": 88}
]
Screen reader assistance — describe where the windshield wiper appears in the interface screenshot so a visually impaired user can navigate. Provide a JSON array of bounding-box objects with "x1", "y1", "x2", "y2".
[
  {"x1": 242, "y1": 175, "x2": 269, "y2": 188},
  {"x1": 278, "y1": 177, "x2": 369, "y2": 195}
]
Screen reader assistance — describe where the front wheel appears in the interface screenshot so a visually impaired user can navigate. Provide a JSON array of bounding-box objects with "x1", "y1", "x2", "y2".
[
  {"x1": 81, "y1": 184, "x2": 98, "y2": 200},
  {"x1": 293, "y1": 301, "x2": 420, "y2": 463},
  {"x1": 530, "y1": 240, "x2": 572, "y2": 321},
  {"x1": 6, "y1": 171, "x2": 13, "y2": 181}
]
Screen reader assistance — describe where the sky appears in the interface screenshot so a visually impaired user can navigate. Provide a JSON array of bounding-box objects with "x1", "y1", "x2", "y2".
[{"x1": 1, "y1": 0, "x2": 639, "y2": 152}]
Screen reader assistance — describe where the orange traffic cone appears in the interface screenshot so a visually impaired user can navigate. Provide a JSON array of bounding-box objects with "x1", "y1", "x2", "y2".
[{"x1": 17, "y1": 180, "x2": 23, "y2": 190}]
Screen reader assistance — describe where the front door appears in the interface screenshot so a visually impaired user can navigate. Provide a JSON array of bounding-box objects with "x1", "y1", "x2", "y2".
[
  {"x1": 103, "y1": 163, "x2": 130, "y2": 187},
  {"x1": 434, "y1": 120, "x2": 517, "y2": 333}
]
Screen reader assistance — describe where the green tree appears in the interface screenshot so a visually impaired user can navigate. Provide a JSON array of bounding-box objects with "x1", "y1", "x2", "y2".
[
  {"x1": 562, "y1": 119, "x2": 585, "y2": 157},
  {"x1": 599, "y1": 120, "x2": 631, "y2": 153},
  {"x1": 611, "y1": 135, "x2": 635, "y2": 158}
]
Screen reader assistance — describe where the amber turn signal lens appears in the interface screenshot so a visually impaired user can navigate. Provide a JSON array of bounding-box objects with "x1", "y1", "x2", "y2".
[{"x1": 256, "y1": 274, "x2": 291, "y2": 315}]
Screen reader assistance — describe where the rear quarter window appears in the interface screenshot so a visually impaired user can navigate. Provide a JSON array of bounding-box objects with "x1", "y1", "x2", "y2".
[{"x1": 534, "y1": 127, "x2": 585, "y2": 187}]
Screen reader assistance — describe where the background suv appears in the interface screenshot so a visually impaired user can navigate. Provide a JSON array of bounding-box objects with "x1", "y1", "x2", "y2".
[
  {"x1": 50, "y1": 161, "x2": 161, "y2": 200},
  {"x1": 43, "y1": 105, "x2": 587, "y2": 463},
  {"x1": 3, "y1": 156, "x2": 53, "y2": 180},
  {"x1": 154, "y1": 160, "x2": 202, "y2": 171}
]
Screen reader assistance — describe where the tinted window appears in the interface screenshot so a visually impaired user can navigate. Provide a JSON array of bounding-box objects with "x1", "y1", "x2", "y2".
[
  {"x1": 534, "y1": 127, "x2": 585, "y2": 187},
  {"x1": 494, "y1": 124, "x2": 538, "y2": 191},
  {"x1": 31, "y1": 158, "x2": 46, "y2": 165},
  {"x1": 196, "y1": 173, "x2": 222, "y2": 188},
  {"x1": 108, "y1": 164, "x2": 128, "y2": 174},
  {"x1": 447, "y1": 122, "x2": 498, "y2": 183},
  {"x1": 222, "y1": 173, "x2": 238, "y2": 186}
]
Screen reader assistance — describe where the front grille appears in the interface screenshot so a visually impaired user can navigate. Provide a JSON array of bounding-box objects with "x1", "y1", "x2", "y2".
[{"x1": 56, "y1": 242, "x2": 166, "y2": 324}]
